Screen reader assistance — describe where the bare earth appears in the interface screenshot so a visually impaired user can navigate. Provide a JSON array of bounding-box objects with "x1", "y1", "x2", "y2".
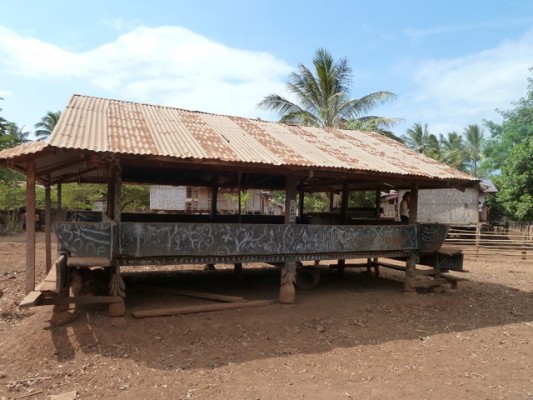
[{"x1": 0, "y1": 232, "x2": 532, "y2": 400}]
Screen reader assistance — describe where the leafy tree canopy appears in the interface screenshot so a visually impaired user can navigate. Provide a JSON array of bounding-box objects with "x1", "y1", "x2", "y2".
[{"x1": 483, "y1": 68, "x2": 533, "y2": 221}]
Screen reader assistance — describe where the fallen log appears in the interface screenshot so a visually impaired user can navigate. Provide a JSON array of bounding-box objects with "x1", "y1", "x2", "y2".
[
  {"x1": 140, "y1": 285, "x2": 246, "y2": 303},
  {"x1": 132, "y1": 299, "x2": 274, "y2": 318}
]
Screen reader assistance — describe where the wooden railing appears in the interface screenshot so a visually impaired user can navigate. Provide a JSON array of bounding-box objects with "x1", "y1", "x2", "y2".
[{"x1": 445, "y1": 226, "x2": 533, "y2": 259}]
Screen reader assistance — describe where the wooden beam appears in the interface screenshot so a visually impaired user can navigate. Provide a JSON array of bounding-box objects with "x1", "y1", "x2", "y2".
[
  {"x1": 132, "y1": 299, "x2": 274, "y2": 318},
  {"x1": 42, "y1": 296, "x2": 123, "y2": 305},
  {"x1": 25, "y1": 161, "x2": 36, "y2": 294}
]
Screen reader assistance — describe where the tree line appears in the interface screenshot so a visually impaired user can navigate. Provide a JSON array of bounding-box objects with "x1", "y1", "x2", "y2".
[{"x1": 1, "y1": 49, "x2": 532, "y2": 225}]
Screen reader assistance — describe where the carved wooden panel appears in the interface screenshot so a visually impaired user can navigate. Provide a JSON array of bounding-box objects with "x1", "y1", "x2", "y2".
[
  {"x1": 53, "y1": 222, "x2": 448, "y2": 261},
  {"x1": 54, "y1": 222, "x2": 112, "y2": 258},
  {"x1": 118, "y1": 223, "x2": 423, "y2": 258}
]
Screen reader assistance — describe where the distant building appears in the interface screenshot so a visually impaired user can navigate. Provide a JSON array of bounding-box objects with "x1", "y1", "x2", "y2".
[
  {"x1": 382, "y1": 180, "x2": 498, "y2": 226},
  {"x1": 149, "y1": 185, "x2": 283, "y2": 215}
]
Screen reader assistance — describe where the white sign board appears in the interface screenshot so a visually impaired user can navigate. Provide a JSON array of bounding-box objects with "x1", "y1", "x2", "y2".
[{"x1": 150, "y1": 185, "x2": 187, "y2": 211}]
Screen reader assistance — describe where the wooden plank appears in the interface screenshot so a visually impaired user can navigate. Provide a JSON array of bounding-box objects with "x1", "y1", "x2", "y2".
[
  {"x1": 140, "y1": 286, "x2": 246, "y2": 303},
  {"x1": 132, "y1": 299, "x2": 274, "y2": 318},
  {"x1": 35, "y1": 260, "x2": 58, "y2": 292},
  {"x1": 413, "y1": 268, "x2": 439, "y2": 276},
  {"x1": 441, "y1": 273, "x2": 467, "y2": 282},
  {"x1": 371, "y1": 261, "x2": 406, "y2": 271},
  {"x1": 328, "y1": 263, "x2": 369, "y2": 268},
  {"x1": 411, "y1": 278, "x2": 448, "y2": 288},
  {"x1": 41, "y1": 296, "x2": 123, "y2": 305},
  {"x1": 67, "y1": 257, "x2": 111, "y2": 267},
  {"x1": 19, "y1": 291, "x2": 43, "y2": 308}
]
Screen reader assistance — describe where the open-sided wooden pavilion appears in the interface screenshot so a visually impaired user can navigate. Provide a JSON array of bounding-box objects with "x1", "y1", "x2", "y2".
[{"x1": 0, "y1": 94, "x2": 478, "y2": 316}]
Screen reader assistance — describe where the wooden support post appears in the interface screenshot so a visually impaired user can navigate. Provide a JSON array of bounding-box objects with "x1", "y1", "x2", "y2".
[
  {"x1": 367, "y1": 257, "x2": 380, "y2": 276},
  {"x1": 404, "y1": 254, "x2": 417, "y2": 293},
  {"x1": 337, "y1": 258, "x2": 346, "y2": 276},
  {"x1": 298, "y1": 188, "x2": 305, "y2": 222},
  {"x1": 475, "y1": 223, "x2": 481, "y2": 258},
  {"x1": 280, "y1": 261, "x2": 296, "y2": 304},
  {"x1": 109, "y1": 261, "x2": 126, "y2": 317},
  {"x1": 409, "y1": 184, "x2": 418, "y2": 224},
  {"x1": 329, "y1": 191, "x2": 334, "y2": 211},
  {"x1": 280, "y1": 175, "x2": 298, "y2": 304},
  {"x1": 210, "y1": 185, "x2": 218, "y2": 221},
  {"x1": 234, "y1": 262, "x2": 243, "y2": 280},
  {"x1": 57, "y1": 183, "x2": 62, "y2": 211},
  {"x1": 284, "y1": 175, "x2": 297, "y2": 224},
  {"x1": 25, "y1": 161, "x2": 36, "y2": 294},
  {"x1": 45, "y1": 184, "x2": 52, "y2": 273},
  {"x1": 109, "y1": 160, "x2": 122, "y2": 261},
  {"x1": 112, "y1": 162, "x2": 122, "y2": 225},
  {"x1": 374, "y1": 188, "x2": 381, "y2": 220},
  {"x1": 341, "y1": 182, "x2": 349, "y2": 224}
]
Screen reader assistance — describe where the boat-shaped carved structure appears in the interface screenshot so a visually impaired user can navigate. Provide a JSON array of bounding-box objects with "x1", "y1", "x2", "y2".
[{"x1": 54, "y1": 222, "x2": 449, "y2": 266}]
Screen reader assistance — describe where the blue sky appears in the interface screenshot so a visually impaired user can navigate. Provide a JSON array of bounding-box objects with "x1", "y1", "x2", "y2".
[{"x1": 1, "y1": 0, "x2": 532, "y2": 140}]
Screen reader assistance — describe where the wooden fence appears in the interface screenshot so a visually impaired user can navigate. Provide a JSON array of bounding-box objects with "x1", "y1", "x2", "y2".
[{"x1": 445, "y1": 226, "x2": 533, "y2": 259}]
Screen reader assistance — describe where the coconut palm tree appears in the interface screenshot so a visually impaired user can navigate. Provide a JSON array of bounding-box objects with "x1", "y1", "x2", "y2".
[
  {"x1": 463, "y1": 124, "x2": 484, "y2": 176},
  {"x1": 439, "y1": 131, "x2": 467, "y2": 171},
  {"x1": 34, "y1": 110, "x2": 61, "y2": 141},
  {"x1": 402, "y1": 122, "x2": 439, "y2": 157},
  {"x1": 258, "y1": 48, "x2": 397, "y2": 129}
]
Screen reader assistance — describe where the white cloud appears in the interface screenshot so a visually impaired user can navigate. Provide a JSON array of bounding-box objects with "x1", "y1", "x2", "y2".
[
  {"x1": 99, "y1": 17, "x2": 139, "y2": 32},
  {"x1": 397, "y1": 29, "x2": 533, "y2": 134},
  {"x1": 0, "y1": 25, "x2": 292, "y2": 118}
]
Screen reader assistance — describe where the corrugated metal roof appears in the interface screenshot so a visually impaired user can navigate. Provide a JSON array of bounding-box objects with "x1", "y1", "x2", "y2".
[
  {"x1": 0, "y1": 140, "x2": 48, "y2": 160},
  {"x1": 39, "y1": 94, "x2": 475, "y2": 182}
]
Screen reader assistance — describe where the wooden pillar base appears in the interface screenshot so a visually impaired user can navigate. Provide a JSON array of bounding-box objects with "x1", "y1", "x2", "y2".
[
  {"x1": 404, "y1": 254, "x2": 417, "y2": 293},
  {"x1": 108, "y1": 264, "x2": 126, "y2": 298},
  {"x1": 108, "y1": 299, "x2": 126, "y2": 317},
  {"x1": 279, "y1": 261, "x2": 296, "y2": 304}
]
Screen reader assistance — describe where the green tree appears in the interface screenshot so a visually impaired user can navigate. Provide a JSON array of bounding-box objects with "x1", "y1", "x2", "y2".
[
  {"x1": 122, "y1": 185, "x2": 150, "y2": 212},
  {"x1": 345, "y1": 119, "x2": 404, "y2": 142},
  {"x1": 484, "y1": 68, "x2": 533, "y2": 222},
  {"x1": 258, "y1": 48, "x2": 397, "y2": 129},
  {"x1": 402, "y1": 123, "x2": 440, "y2": 158},
  {"x1": 438, "y1": 131, "x2": 467, "y2": 171},
  {"x1": 483, "y1": 68, "x2": 533, "y2": 174},
  {"x1": 494, "y1": 136, "x2": 533, "y2": 221},
  {"x1": 463, "y1": 124, "x2": 484, "y2": 176},
  {"x1": 34, "y1": 110, "x2": 61, "y2": 141},
  {"x1": 1, "y1": 100, "x2": 28, "y2": 183}
]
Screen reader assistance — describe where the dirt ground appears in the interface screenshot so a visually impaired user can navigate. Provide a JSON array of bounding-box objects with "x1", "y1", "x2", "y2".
[{"x1": 0, "y1": 232, "x2": 532, "y2": 400}]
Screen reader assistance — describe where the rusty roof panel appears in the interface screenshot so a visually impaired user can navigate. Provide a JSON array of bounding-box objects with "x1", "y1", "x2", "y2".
[
  {"x1": 43, "y1": 94, "x2": 476, "y2": 182},
  {"x1": 0, "y1": 141, "x2": 48, "y2": 160}
]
